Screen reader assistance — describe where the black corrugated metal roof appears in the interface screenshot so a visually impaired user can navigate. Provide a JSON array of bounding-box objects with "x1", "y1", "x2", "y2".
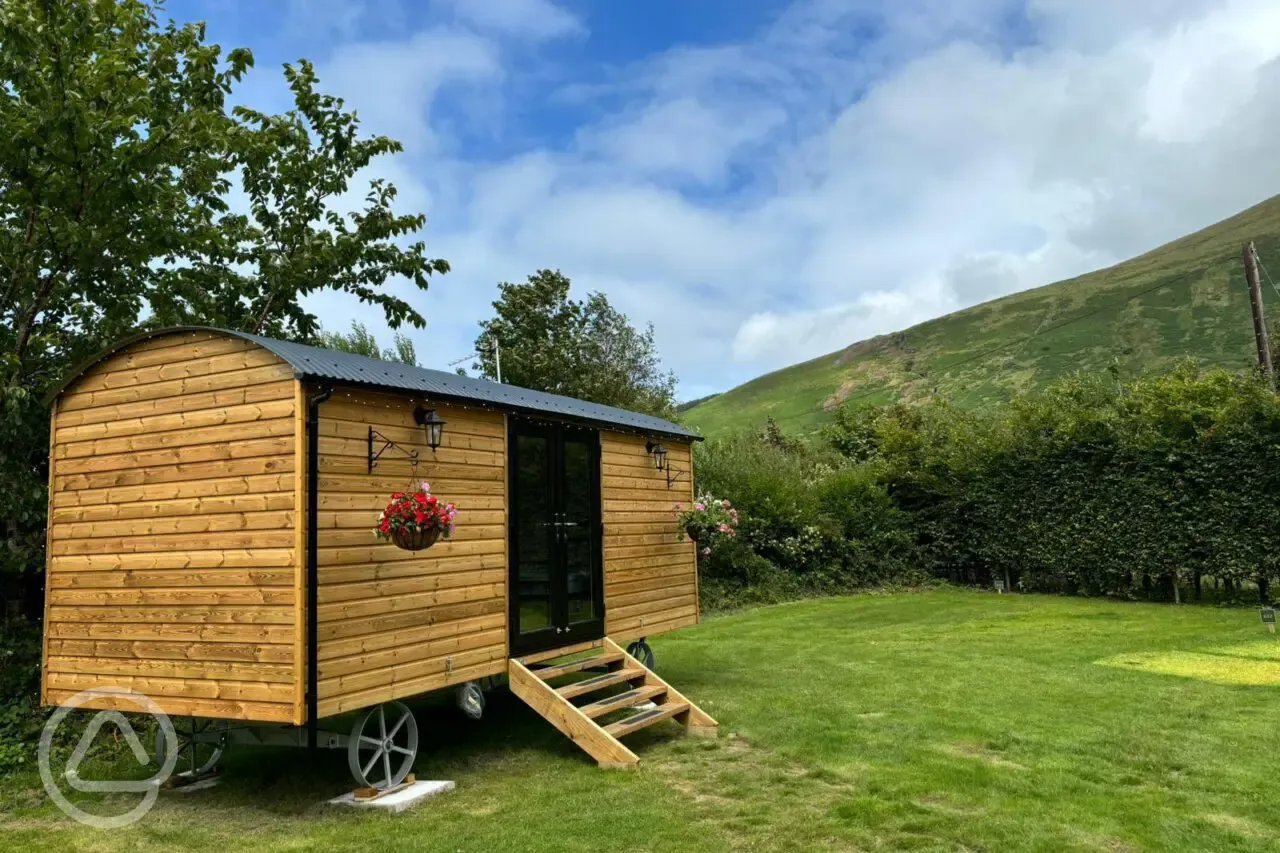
[{"x1": 54, "y1": 326, "x2": 701, "y2": 441}]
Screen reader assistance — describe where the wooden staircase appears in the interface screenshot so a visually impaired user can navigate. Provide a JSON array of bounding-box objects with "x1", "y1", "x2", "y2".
[{"x1": 508, "y1": 637, "x2": 718, "y2": 768}]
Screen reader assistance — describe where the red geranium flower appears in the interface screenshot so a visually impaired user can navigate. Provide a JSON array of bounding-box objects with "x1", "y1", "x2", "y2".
[{"x1": 375, "y1": 482, "x2": 461, "y2": 545}]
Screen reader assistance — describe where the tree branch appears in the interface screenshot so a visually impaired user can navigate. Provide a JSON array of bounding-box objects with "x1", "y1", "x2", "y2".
[
  {"x1": 0, "y1": 208, "x2": 39, "y2": 312},
  {"x1": 12, "y1": 267, "x2": 60, "y2": 378}
]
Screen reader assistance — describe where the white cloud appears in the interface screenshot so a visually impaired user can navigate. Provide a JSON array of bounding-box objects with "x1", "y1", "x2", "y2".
[
  {"x1": 284, "y1": 0, "x2": 368, "y2": 41},
  {"x1": 435, "y1": 0, "x2": 583, "y2": 40},
  {"x1": 278, "y1": 0, "x2": 1280, "y2": 399},
  {"x1": 575, "y1": 97, "x2": 788, "y2": 185},
  {"x1": 733, "y1": 290, "x2": 942, "y2": 366},
  {"x1": 318, "y1": 28, "x2": 502, "y2": 154}
]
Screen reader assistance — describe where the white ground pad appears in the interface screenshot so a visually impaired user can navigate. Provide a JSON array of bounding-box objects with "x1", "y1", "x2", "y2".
[
  {"x1": 148, "y1": 770, "x2": 221, "y2": 793},
  {"x1": 328, "y1": 780, "x2": 456, "y2": 813},
  {"x1": 170, "y1": 776, "x2": 221, "y2": 794}
]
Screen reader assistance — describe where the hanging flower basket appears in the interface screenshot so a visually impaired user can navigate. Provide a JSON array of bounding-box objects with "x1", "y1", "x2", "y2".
[
  {"x1": 392, "y1": 526, "x2": 441, "y2": 552},
  {"x1": 673, "y1": 494, "x2": 739, "y2": 557},
  {"x1": 375, "y1": 481, "x2": 458, "y2": 553}
]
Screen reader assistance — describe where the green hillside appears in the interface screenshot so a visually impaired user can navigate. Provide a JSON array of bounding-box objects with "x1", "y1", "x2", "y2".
[{"x1": 684, "y1": 194, "x2": 1280, "y2": 438}]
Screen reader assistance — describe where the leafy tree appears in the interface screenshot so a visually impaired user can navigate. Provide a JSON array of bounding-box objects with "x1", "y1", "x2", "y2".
[
  {"x1": 150, "y1": 60, "x2": 448, "y2": 339},
  {"x1": 317, "y1": 321, "x2": 418, "y2": 365},
  {"x1": 0, "y1": 0, "x2": 248, "y2": 611},
  {"x1": 473, "y1": 270, "x2": 677, "y2": 418},
  {"x1": 758, "y1": 417, "x2": 797, "y2": 452},
  {"x1": 0, "y1": 0, "x2": 447, "y2": 613},
  {"x1": 1, "y1": 0, "x2": 251, "y2": 384}
]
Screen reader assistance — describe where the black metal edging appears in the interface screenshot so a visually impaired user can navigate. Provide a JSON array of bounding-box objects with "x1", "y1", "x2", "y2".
[{"x1": 305, "y1": 384, "x2": 333, "y2": 748}]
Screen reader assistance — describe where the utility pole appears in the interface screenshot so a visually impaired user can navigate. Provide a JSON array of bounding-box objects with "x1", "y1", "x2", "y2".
[
  {"x1": 1244, "y1": 242, "x2": 1274, "y2": 388},
  {"x1": 492, "y1": 335, "x2": 502, "y2": 384}
]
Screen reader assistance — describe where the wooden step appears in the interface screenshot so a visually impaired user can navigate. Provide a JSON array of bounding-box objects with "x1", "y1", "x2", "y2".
[
  {"x1": 507, "y1": 637, "x2": 719, "y2": 770},
  {"x1": 604, "y1": 701, "x2": 690, "y2": 738},
  {"x1": 507, "y1": 658, "x2": 640, "y2": 769},
  {"x1": 556, "y1": 668, "x2": 646, "y2": 700},
  {"x1": 516, "y1": 639, "x2": 602, "y2": 666},
  {"x1": 578, "y1": 685, "x2": 668, "y2": 719},
  {"x1": 533, "y1": 651, "x2": 625, "y2": 681}
]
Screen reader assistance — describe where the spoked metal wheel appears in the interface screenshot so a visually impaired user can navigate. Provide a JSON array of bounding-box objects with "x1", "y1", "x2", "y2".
[
  {"x1": 153, "y1": 717, "x2": 225, "y2": 779},
  {"x1": 626, "y1": 639, "x2": 655, "y2": 671},
  {"x1": 347, "y1": 701, "x2": 418, "y2": 790}
]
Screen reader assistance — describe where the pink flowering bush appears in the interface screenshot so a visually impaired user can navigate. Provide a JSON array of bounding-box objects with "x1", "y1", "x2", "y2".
[{"x1": 673, "y1": 493, "x2": 738, "y2": 556}]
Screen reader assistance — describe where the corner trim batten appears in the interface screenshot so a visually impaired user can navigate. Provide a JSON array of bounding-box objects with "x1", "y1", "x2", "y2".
[{"x1": 305, "y1": 383, "x2": 333, "y2": 746}]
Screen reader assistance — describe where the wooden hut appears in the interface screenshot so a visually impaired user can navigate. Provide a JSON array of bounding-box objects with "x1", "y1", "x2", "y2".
[{"x1": 42, "y1": 326, "x2": 716, "y2": 785}]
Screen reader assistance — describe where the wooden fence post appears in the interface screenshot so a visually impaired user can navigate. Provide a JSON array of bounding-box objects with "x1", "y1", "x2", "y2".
[{"x1": 1244, "y1": 242, "x2": 1274, "y2": 389}]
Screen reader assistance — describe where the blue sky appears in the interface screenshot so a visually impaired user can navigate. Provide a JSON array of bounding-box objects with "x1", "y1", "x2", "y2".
[{"x1": 189, "y1": 0, "x2": 1280, "y2": 400}]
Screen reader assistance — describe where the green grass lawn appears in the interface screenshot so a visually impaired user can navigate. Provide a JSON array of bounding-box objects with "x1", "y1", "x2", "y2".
[{"x1": 5, "y1": 589, "x2": 1280, "y2": 851}]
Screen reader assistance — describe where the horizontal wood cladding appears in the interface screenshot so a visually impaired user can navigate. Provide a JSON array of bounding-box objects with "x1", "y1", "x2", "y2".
[
  {"x1": 46, "y1": 638, "x2": 293, "y2": 663},
  {"x1": 313, "y1": 389, "x2": 508, "y2": 717},
  {"x1": 43, "y1": 689, "x2": 296, "y2": 724},
  {"x1": 43, "y1": 331, "x2": 301, "y2": 725},
  {"x1": 600, "y1": 433, "x2": 698, "y2": 643},
  {"x1": 48, "y1": 605, "x2": 294, "y2": 624},
  {"x1": 49, "y1": 548, "x2": 294, "y2": 572},
  {"x1": 55, "y1": 380, "x2": 297, "y2": 429},
  {"x1": 46, "y1": 620, "x2": 294, "y2": 643},
  {"x1": 50, "y1": 474, "x2": 296, "y2": 509}
]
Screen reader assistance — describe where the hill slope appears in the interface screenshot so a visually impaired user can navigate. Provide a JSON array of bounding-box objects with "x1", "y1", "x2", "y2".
[{"x1": 684, "y1": 194, "x2": 1280, "y2": 438}]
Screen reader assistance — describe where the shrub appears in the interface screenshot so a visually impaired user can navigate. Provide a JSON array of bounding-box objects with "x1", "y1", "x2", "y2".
[
  {"x1": 696, "y1": 363, "x2": 1280, "y2": 611},
  {"x1": 816, "y1": 466, "x2": 917, "y2": 586},
  {"x1": 693, "y1": 431, "x2": 922, "y2": 607},
  {"x1": 823, "y1": 364, "x2": 1280, "y2": 601},
  {"x1": 0, "y1": 619, "x2": 45, "y2": 772}
]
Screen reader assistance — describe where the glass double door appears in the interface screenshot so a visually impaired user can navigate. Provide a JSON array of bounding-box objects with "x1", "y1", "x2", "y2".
[{"x1": 509, "y1": 420, "x2": 605, "y2": 656}]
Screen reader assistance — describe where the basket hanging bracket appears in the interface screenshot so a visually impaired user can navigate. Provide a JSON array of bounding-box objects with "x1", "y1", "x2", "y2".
[{"x1": 368, "y1": 427, "x2": 420, "y2": 473}]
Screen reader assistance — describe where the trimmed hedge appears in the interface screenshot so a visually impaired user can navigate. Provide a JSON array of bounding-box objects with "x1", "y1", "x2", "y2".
[{"x1": 697, "y1": 364, "x2": 1280, "y2": 606}]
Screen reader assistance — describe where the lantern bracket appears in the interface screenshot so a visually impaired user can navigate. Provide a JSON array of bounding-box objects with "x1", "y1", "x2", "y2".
[
  {"x1": 368, "y1": 427, "x2": 419, "y2": 473},
  {"x1": 664, "y1": 466, "x2": 688, "y2": 490}
]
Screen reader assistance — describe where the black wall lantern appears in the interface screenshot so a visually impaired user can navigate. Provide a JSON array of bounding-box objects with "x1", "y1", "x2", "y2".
[
  {"x1": 645, "y1": 439, "x2": 685, "y2": 489},
  {"x1": 415, "y1": 406, "x2": 446, "y2": 450},
  {"x1": 645, "y1": 440, "x2": 668, "y2": 472}
]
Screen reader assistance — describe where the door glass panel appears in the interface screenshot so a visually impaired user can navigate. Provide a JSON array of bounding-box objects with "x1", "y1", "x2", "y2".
[
  {"x1": 514, "y1": 433, "x2": 553, "y2": 634},
  {"x1": 561, "y1": 433, "x2": 596, "y2": 626}
]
